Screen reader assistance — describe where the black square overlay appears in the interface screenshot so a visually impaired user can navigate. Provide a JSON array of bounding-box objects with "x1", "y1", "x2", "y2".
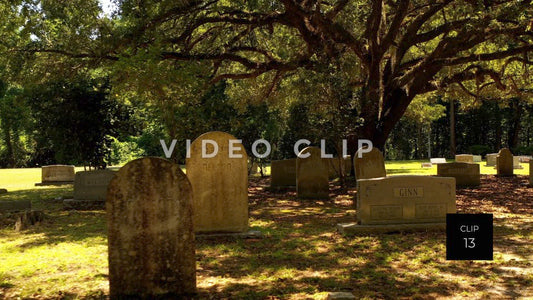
[{"x1": 446, "y1": 213, "x2": 493, "y2": 260}]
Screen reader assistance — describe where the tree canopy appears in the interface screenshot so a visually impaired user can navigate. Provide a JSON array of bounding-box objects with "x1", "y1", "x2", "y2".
[{"x1": 1, "y1": 0, "x2": 532, "y2": 153}]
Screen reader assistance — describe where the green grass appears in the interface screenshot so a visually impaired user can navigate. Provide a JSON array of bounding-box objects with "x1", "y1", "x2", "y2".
[{"x1": 0, "y1": 163, "x2": 532, "y2": 299}]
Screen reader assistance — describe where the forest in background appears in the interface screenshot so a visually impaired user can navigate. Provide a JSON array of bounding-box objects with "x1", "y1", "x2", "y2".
[{"x1": 0, "y1": 0, "x2": 532, "y2": 167}]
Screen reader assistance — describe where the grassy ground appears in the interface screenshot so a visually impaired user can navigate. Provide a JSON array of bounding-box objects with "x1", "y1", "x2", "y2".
[{"x1": 0, "y1": 161, "x2": 532, "y2": 299}]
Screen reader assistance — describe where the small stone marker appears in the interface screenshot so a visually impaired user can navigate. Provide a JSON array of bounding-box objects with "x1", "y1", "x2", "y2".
[
  {"x1": 353, "y1": 148, "x2": 386, "y2": 180},
  {"x1": 421, "y1": 162, "x2": 433, "y2": 168},
  {"x1": 338, "y1": 176, "x2": 456, "y2": 234},
  {"x1": 513, "y1": 156, "x2": 522, "y2": 169},
  {"x1": 270, "y1": 159, "x2": 296, "y2": 187},
  {"x1": 0, "y1": 200, "x2": 31, "y2": 212},
  {"x1": 496, "y1": 148, "x2": 514, "y2": 176},
  {"x1": 187, "y1": 131, "x2": 248, "y2": 233},
  {"x1": 327, "y1": 292, "x2": 356, "y2": 300},
  {"x1": 455, "y1": 154, "x2": 474, "y2": 163},
  {"x1": 36, "y1": 165, "x2": 75, "y2": 185},
  {"x1": 437, "y1": 162, "x2": 480, "y2": 187},
  {"x1": 107, "y1": 157, "x2": 196, "y2": 298},
  {"x1": 485, "y1": 153, "x2": 498, "y2": 166},
  {"x1": 296, "y1": 146, "x2": 329, "y2": 199},
  {"x1": 64, "y1": 170, "x2": 116, "y2": 210},
  {"x1": 430, "y1": 158, "x2": 447, "y2": 164},
  {"x1": 0, "y1": 188, "x2": 7, "y2": 194},
  {"x1": 473, "y1": 155, "x2": 482, "y2": 162}
]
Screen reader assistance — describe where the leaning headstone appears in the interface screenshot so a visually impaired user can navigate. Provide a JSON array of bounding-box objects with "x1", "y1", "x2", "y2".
[
  {"x1": 496, "y1": 148, "x2": 514, "y2": 176},
  {"x1": 430, "y1": 158, "x2": 447, "y2": 164},
  {"x1": 437, "y1": 162, "x2": 480, "y2": 187},
  {"x1": 473, "y1": 155, "x2": 482, "y2": 162},
  {"x1": 64, "y1": 170, "x2": 116, "y2": 210},
  {"x1": 455, "y1": 154, "x2": 474, "y2": 163},
  {"x1": 270, "y1": 159, "x2": 296, "y2": 187},
  {"x1": 486, "y1": 153, "x2": 498, "y2": 166},
  {"x1": 353, "y1": 148, "x2": 386, "y2": 180},
  {"x1": 513, "y1": 156, "x2": 523, "y2": 169},
  {"x1": 338, "y1": 176, "x2": 456, "y2": 234},
  {"x1": 36, "y1": 165, "x2": 75, "y2": 185},
  {"x1": 187, "y1": 131, "x2": 248, "y2": 233},
  {"x1": 296, "y1": 146, "x2": 329, "y2": 199},
  {"x1": 107, "y1": 157, "x2": 196, "y2": 298}
]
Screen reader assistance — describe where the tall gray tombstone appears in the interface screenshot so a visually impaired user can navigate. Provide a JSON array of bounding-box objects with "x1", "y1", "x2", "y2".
[
  {"x1": 106, "y1": 157, "x2": 196, "y2": 298},
  {"x1": 186, "y1": 131, "x2": 248, "y2": 233},
  {"x1": 353, "y1": 148, "x2": 386, "y2": 180},
  {"x1": 496, "y1": 148, "x2": 514, "y2": 176},
  {"x1": 296, "y1": 146, "x2": 329, "y2": 199}
]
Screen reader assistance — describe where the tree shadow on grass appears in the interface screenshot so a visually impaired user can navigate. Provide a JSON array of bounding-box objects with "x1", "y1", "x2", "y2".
[
  {"x1": 0, "y1": 186, "x2": 73, "y2": 212},
  {"x1": 11, "y1": 211, "x2": 107, "y2": 250}
]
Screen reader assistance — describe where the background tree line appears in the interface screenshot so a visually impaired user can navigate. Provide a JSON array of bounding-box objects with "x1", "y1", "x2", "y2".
[{"x1": 0, "y1": 0, "x2": 532, "y2": 167}]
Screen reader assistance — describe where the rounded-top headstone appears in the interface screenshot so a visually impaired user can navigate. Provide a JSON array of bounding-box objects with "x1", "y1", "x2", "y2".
[
  {"x1": 106, "y1": 157, "x2": 196, "y2": 298},
  {"x1": 353, "y1": 147, "x2": 386, "y2": 180},
  {"x1": 496, "y1": 148, "x2": 514, "y2": 176},
  {"x1": 186, "y1": 131, "x2": 248, "y2": 233},
  {"x1": 296, "y1": 146, "x2": 329, "y2": 199}
]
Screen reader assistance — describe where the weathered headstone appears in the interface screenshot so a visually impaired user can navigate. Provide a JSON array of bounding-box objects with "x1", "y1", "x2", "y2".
[
  {"x1": 353, "y1": 148, "x2": 386, "y2": 180},
  {"x1": 64, "y1": 170, "x2": 116, "y2": 210},
  {"x1": 473, "y1": 155, "x2": 482, "y2": 162},
  {"x1": 455, "y1": 154, "x2": 474, "y2": 163},
  {"x1": 430, "y1": 158, "x2": 447, "y2": 164},
  {"x1": 270, "y1": 159, "x2": 296, "y2": 187},
  {"x1": 437, "y1": 162, "x2": 480, "y2": 187},
  {"x1": 338, "y1": 176, "x2": 456, "y2": 234},
  {"x1": 513, "y1": 156, "x2": 523, "y2": 169},
  {"x1": 36, "y1": 165, "x2": 75, "y2": 185},
  {"x1": 486, "y1": 153, "x2": 498, "y2": 166},
  {"x1": 186, "y1": 131, "x2": 248, "y2": 233},
  {"x1": 296, "y1": 146, "x2": 329, "y2": 199},
  {"x1": 107, "y1": 157, "x2": 196, "y2": 298},
  {"x1": 496, "y1": 148, "x2": 514, "y2": 176}
]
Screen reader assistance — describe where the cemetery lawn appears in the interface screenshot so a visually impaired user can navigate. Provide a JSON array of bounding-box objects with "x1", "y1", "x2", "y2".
[{"x1": 0, "y1": 167, "x2": 532, "y2": 299}]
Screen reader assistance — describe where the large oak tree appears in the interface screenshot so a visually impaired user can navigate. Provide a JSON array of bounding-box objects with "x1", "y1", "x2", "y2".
[{"x1": 5, "y1": 0, "x2": 533, "y2": 149}]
